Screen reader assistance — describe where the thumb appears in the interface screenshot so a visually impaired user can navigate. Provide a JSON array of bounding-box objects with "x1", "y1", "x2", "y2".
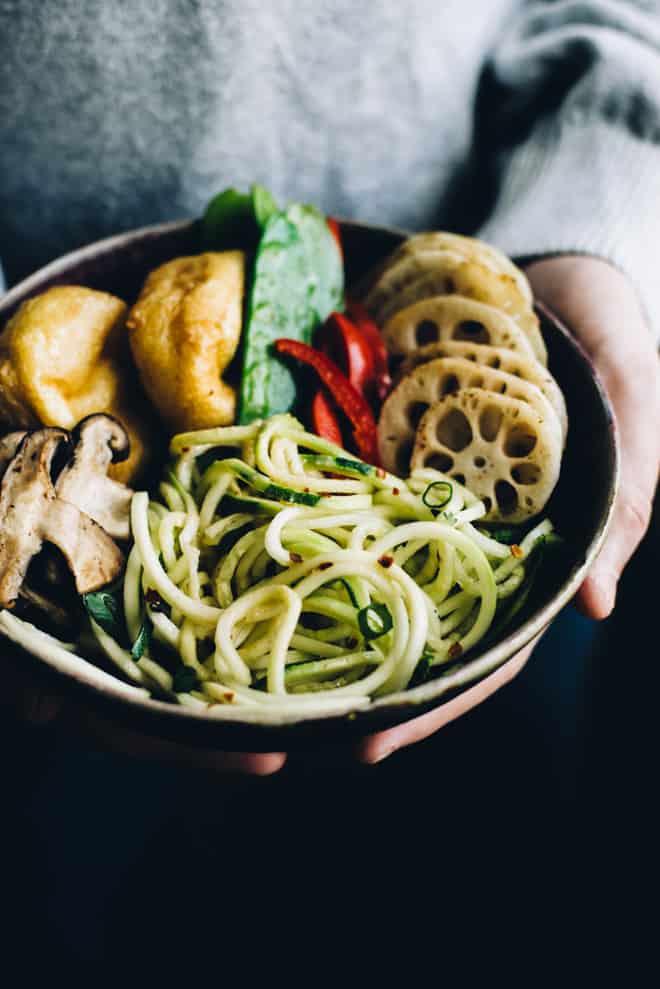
[{"x1": 577, "y1": 481, "x2": 653, "y2": 619}]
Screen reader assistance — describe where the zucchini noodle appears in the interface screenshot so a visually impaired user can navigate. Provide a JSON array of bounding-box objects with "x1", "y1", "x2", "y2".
[{"x1": 91, "y1": 414, "x2": 555, "y2": 712}]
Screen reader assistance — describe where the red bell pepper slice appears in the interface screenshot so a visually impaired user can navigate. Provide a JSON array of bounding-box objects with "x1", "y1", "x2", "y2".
[
  {"x1": 311, "y1": 388, "x2": 343, "y2": 447},
  {"x1": 318, "y1": 312, "x2": 375, "y2": 400},
  {"x1": 274, "y1": 338, "x2": 381, "y2": 466},
  {"x1": 345, "y1": 300, "x2": 392, "y2": 402}
]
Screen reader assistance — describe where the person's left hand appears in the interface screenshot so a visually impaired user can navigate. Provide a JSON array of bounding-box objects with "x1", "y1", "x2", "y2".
[{"x1": 355, "y1": 254, "x2": 659, "y2": 765}]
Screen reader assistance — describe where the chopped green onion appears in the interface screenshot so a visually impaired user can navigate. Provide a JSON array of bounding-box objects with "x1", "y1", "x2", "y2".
[
  {"x1": 422, "y1": 481, "x2": 452, "y2": 510},
  {"x1": 357, "y1": 603, "x2": 393, "y2": 640}
]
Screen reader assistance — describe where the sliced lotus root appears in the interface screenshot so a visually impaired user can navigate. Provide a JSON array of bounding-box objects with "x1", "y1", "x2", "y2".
[
  {"x1": 385, "y1": 232, "x2": 533, "y2": 303},
  {"x1": 395, "y1": 340, "x2": 567, "y2": 441},
  {"x1": 367, "y1": 254, "x2": 546, "y2": 365},
  {"x1": 409, "y1": 389, "x2": 562, "y2": 522},
  {"x1": 382, "y1": 295, "x2": 536, "y2": 363},
  {"x1": 377, "y1": 357, "x2": 562, "y2": 477},
  {"x1": 363, "y1": 248, "x2": 464, "y2": 317}
]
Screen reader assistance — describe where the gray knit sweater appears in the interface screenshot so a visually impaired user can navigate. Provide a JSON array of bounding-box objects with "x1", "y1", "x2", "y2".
[{"x1": 1, "y1": 1, "x2": 660, "y2": 335}]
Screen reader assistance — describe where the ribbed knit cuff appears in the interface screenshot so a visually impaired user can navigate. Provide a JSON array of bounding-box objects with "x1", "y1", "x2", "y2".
[{"x1": 478, "y1": 113, "x2": 660, "y2": 342}]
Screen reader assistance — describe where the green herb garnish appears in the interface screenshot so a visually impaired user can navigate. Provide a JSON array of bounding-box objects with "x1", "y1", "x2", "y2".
[
  {"x1": 357, "y1": 603, "x2": 393, "y2": 640},
  {"x1": 130, "y1": 618, "x2": 152, "y2": 661},
  {"x1": 83, "y1": 589, "x2": 124, "y2": 640},
  {"x1": 422, "y1": 481, "x2": 453, "y2": 510}
]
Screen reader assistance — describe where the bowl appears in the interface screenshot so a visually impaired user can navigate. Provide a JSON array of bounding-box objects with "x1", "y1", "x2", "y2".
[{"x1": 0, "y1": 219, "x2": 618, "y2": 749}]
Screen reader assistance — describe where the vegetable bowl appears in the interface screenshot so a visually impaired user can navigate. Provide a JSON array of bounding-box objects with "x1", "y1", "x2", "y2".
[{"x1": 0, "y1": 217, "x2": 618, "y2": 749}]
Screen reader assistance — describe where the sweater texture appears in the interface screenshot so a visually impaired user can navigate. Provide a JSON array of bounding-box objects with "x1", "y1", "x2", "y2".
[{"x1": 1, "y1": 0, "x2": 659, "y2": 336}]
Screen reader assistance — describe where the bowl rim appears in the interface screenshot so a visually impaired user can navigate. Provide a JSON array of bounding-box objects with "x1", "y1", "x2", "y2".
[{"x1": 0, "y1": 219, "x2": 620, "y2": 732}]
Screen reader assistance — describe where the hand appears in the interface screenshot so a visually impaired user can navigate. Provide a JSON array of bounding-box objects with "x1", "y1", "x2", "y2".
[
  {"x1": 357, "y1": 255, "x2": 659, "y2": 764},
  {"x1": 525, "y1": 256, "x2": 659, "y2": 618}
]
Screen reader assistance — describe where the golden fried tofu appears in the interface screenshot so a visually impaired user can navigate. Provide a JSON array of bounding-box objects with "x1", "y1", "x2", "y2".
[
  {"x1": 126, "y1": 252, "x2": 245, "y2": 431},
  {"x1": 0, "y1": 286, "x2": 154, "y2": 484}
]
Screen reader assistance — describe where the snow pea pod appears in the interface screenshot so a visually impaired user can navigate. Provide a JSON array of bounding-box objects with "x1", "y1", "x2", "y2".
[{"x1": 239, "y1": 204, "x2": 343, "y2": 423}]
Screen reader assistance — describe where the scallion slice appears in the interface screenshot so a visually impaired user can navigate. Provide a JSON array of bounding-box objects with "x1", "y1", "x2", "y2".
[
  {"x1": 422, "y1": 481, "x2": 453, "y2": 510},
  {"x1": 357, "y1": 603, "x2": 393, "y2": 640}
]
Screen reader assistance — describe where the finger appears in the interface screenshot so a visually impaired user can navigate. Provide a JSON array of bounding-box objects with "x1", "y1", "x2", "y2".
[
  {"x1": 356, "y1": 639, "x2": 538, "y2": 765},
  {"x1": 577, "y1": 348, "x2": 658, "y2": 619},
  {"x1": 70, "y1": 706, "x2": 287, "y2": 775},
  {"x1": 577, "y1": 483, "x2": 653, "y2": 619}
]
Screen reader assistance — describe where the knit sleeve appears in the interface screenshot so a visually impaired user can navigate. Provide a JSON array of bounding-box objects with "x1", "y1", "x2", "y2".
[{"x1": 476, "y1": 0, "x2": 660, "y2": 339}]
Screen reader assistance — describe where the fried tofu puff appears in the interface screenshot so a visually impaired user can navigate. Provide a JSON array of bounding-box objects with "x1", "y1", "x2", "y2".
[
  {"x1": 0, "y1": 286, "x2": 154, "y2": 484},
  {"x1": 126, "y1": 252, "x2": 245, "y2": 432}
]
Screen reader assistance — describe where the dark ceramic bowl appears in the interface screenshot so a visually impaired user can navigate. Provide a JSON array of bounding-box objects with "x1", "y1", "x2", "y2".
[{"x1": 0, "y1": 220, "x2": 618, "y2": 749}]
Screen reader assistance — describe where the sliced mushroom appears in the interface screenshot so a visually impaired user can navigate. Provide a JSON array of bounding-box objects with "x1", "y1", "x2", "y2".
[
  {"x1": 0, "y1": 431, "x2": 27, "y2": 479},
  {"x1": 55, "y1": 414, "x2": 133, "y2": 539},
  {"x1": 0, "y1": 429, "x2": 124, "y2": 608}
]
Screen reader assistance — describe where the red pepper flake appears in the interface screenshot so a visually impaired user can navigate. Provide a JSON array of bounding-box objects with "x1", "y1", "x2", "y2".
[
  {"x1": 449, "y1": 642, "x2": 463, "y2": 660},
  {"x1": 392, "y1": 487, "x2": 400, "y2": 496},
  {"x1": 378, "y1": 555, "x2": 394, "y2": 568},
  {"x1": 318, "y1": 561, "x2": 333, "y2": 571},
  {"x1": 181, "y1": 446, "x2": 190, "y2": 453},
  {"x1": 289, "y1": 552, "x2": 303, "y2": 564},
  {"x1": 511, "y1": 544, "x2": 524, "y2": 559},
  {"x1": 223, "y1": 692, "x2": 235, "y2": 702}
]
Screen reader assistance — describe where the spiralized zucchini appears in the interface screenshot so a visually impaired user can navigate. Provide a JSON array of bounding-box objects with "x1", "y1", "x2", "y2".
[{"x1": 92, "y1": 414, "x2": 554, "y2": 712}]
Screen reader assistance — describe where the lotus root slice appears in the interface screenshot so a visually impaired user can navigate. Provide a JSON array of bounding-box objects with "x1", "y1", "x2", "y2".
[
  {"x1": 395, "y1": 340, "x2": 567, "y2": 440},
  {"x1": 368, "y1": 254, "x2": 545, "y2": 364},
  {"x1": 382, "y1": 295, "x2": 536, "y2": 362},
  {"x1": 384, "y1": 233, "x2": 534, "y2": 303},
  {"x1": 377, "y1": 357, "x2": 562, "y2": 477},
  {"x1": 409, "y1": 389, "x2": 561, "y2": 522}
]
